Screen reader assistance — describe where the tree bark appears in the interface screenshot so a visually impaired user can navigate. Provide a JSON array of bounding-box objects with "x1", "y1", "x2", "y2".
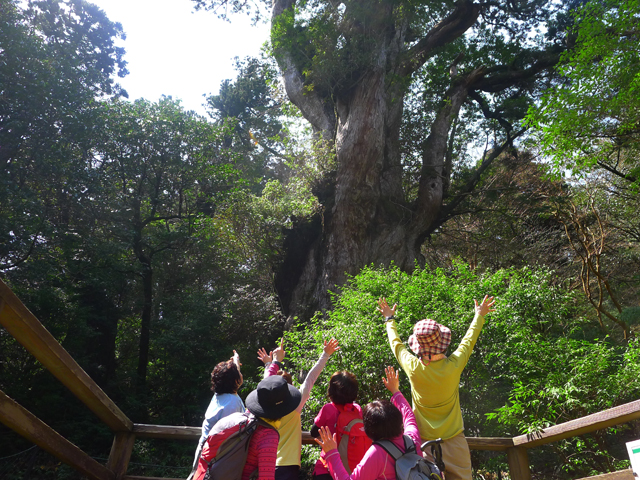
[
  {"x1": 271, "y1": 0, "x2": 561, "y2": 320},
  {"x1": 132, "y1": 197, "x2": 153, "y2": 396}
]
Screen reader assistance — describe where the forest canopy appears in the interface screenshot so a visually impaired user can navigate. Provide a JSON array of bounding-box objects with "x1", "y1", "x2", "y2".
[{"x1": 1, "y1": 0, "x2": 639, "y2": 478}]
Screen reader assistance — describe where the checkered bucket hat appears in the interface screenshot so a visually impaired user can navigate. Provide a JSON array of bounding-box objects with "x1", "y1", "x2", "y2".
[{"x1": 408, "y1": 319, "x2": 452, "y2": 358}]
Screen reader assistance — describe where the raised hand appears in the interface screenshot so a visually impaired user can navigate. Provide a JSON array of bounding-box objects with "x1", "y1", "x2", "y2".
[
  {"x1": 323, "y1": 338, "x2": 340, "y2": 356},
  {"x1": 272, "y1": 338, "x2": 285, "y2": 363},
  {"x1": 382, "y1": 365, "x2": 400, "y2": 394},
  {"x1": 231, "y1": 350, "x2": 242, "y2": 371},
  {"x1": 256, "y1": 347, "x2": 272, "y2": 364},
  {"x1": 314, "y1": 425, "x2": 338, "y2": 454},
  {"x1": 377, "y1": 297, "x2": 397, "y2": 318},
  {"x1": 474, "y1": 295, "x2": 496, "y2": 317}
]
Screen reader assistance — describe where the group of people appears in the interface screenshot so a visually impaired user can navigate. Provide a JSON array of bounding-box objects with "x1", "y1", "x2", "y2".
[{"x1": 190, "y1": 295, "x2": 496, "y2": 480}]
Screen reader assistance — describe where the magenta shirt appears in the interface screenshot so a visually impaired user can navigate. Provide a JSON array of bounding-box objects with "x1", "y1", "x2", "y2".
[
  {"x1": 313, "y1": 402, "x2": 364, "y2": 475},
  {"x1": 324, "y1": 392, "x2": 420, "y2": 480}
]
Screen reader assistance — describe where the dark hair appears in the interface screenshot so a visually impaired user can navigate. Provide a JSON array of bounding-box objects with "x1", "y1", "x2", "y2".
[
  {"x1": 277, "y1": 370, "x2": 293, "y2": 385},
  {"x1": 363, "y1": 399, "x2": 403, "y2": 441},
  {"x1": 211, "y1": 360, "x2": 241, "y2": 394},
  {"x1": 328, "y1": 371, "x2": 359, "y2": 405}
]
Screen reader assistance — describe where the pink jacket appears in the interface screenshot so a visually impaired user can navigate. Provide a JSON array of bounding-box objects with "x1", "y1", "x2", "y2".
[{"x1": 324, "y1": 392, "x2": 420, "y2": 480}]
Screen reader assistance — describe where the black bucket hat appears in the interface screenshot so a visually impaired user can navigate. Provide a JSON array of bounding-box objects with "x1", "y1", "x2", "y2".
[{"x1": 245, "y1": 376, "x2": 301, "y2": 419}]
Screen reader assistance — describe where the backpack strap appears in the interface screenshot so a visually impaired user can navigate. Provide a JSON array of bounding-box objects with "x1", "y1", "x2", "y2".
[
  {"x1": 402, "y1": 435, "x2": 416, "y2": 454},
  {"x1": 256, "y1": 418, "x2": 278, "y2": 431},
  {"x1": 374, "y1": 434, "x2": 414, "y2": 460},
  {"x1": 343, "y1": 418, "x2": 362, "y2": 433}
]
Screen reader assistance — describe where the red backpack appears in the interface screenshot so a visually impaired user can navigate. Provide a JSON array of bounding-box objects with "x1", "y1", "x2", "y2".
[
  {"x1": 194, "y1": 411, "x2": 277, "y2": 480},
  {"x1": 336, "y1": 404, "x2": 372, "y2": 473}
]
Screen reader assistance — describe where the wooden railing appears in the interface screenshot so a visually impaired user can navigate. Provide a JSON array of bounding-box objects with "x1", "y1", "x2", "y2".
[{"x1": 0, "y1": 278, "x2": 638, "y2": 480}]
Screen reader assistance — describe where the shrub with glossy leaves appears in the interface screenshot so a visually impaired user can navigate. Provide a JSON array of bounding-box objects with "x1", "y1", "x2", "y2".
[{"x1": 284, "y1": 263, "x2": 640, "y2": 478}]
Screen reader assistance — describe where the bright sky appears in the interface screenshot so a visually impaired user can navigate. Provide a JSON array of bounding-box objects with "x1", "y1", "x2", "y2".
[{"x1": 89, "y1": 0, "x2": 271, "y2": 116}]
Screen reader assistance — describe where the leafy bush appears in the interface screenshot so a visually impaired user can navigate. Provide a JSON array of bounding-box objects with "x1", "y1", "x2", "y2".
[{"x1": 283, "y1": 263, "x2": 640, "y2": 478}]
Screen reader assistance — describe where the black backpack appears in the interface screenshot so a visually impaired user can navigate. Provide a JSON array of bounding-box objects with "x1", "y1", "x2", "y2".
[{"x1": 374, "y1": 435, "x2": 444, "y2": 480}]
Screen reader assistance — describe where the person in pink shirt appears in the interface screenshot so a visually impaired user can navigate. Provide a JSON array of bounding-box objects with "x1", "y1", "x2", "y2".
[
  {"x1": 314, "y1": 366, "x2": 421, "y2": 480},
  {"x1": 310, "y1": 370, "x2": 366, "y2": 479}
]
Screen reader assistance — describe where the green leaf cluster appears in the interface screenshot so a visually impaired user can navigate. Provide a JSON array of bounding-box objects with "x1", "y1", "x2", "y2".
[
  {"x1": 283, "y1": 263, "x2": 640, "y2": 476},
  {"x1": 527, "y1": 0, "x2": 640, "y2": 185}
]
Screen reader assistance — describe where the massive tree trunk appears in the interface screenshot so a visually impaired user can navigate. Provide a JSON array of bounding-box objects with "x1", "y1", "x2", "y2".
[{"x1": 271, "y1": 0, "x2": 561, "y2": 320}]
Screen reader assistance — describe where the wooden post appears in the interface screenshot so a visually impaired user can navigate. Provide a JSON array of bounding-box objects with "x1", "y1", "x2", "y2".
[
  {"x1": 506, "y1": 446, "x2": 531, "y2": 480},
  {"x1": 107, "y1": 432, "x2": 136, "y2": 480},
  {"x1": 0, "y1": 389, "x2": 114, "y2": 480}
]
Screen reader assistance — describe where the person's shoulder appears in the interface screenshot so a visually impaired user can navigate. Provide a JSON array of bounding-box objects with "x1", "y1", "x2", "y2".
[
  {"x1": 366, "y1": 442, "x2": 391, "y2": 464},
  {"x1": 321, "y1": 401, "x2": 338, "y2": 411},
  {"x1": 256, "y1": 424, "x2": 279, "y2": 441},
  {"x1": 316, "y1": 402, "x2": 340, "y2": 422},
  {"x1": 216, "y1": 392, "x2": 238, "y2": 401},
  {"x1": 217, "y1": 392, "x2": 244, "y2": 407}
]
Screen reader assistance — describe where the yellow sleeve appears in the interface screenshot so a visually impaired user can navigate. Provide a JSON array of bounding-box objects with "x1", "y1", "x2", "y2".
[
  {"x1": 449, "y1": 313, "x2": 486, "y2": 369},
  {"x1": 386, "y1": 320, "x2": 419, "y2": 374}
]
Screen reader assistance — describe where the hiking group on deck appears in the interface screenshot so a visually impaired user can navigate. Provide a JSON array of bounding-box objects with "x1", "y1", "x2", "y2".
[{"x1": 189, "y1": 295, "x2": 496, "y2": 480}]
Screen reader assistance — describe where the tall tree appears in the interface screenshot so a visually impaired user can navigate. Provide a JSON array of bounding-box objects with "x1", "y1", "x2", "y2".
[
  {"x1": 206, "y1": 56, "x2": 287, "y2": 187},
  {"x1": 90, "y1": 97, "x2": 240, "y2": 395},
  {"x1": 0, "y1": 0, "x2": 127, "y2": 270},
  {"x1": 193, "y1": 0, "x2": 569, "y2": 318}
]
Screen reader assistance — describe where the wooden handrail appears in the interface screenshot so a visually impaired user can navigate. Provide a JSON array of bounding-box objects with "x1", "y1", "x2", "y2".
[
  {"x1": 132, "y1": 425, "x2": 515, "y2": 453},
  {"x1": 107, "y1": 432, "x2": 136, "y2": 479},
  {"x1": 575, "y1": 469, "x2": 634, "y2": 480},
  {"x1": 0, "y1": 279, "x2": 133, "y2": 432},
  {"x1": 512, "y1": 399, "x2": 640, "y2": 448},
  {"x1": 133, "y1": 424, "x2": 201, "y2": 440},
  {"x1": 467, "y1": 437, "x2": 514, "y2": 450},
  {"x1": 124, "y1": 477, "x2": 184, "y2": 480},
  {"x1": 0, "y1": 390, "x2": 115, "y2": 480}
]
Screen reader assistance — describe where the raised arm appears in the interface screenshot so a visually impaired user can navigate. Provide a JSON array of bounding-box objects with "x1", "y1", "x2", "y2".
[
  {"x1": 384, "y1": 366, "x2": 420, "y2": 452},
  {"x1": 382, "y1": 365, "x2": 399, "y2": 394},
  {"x1": 231, "y1": 350, "x2": 241, "y2": 372},
  {"x1": 450, "y1": 296, "x2": 496, "y2": 367},
  {"x1": 272, "y1": 338, "x2": 285, "y2": 363},
  {"x1": 377, "y1": 297, "x2": 397, "y2": 319},
  {"x1": 258, "y1": 339, "x2": 283, "y2": 379},
  {"x1": 378, "y1": 298, "x2": 420, "y2": 373},
  {"x1": 475, "y1": 295, "x2": 496, "y2": 317},
  {"x1": 297, "y1": 338, "x2": 340, "y2": 412},
  {"x1": 256, "y1": 347, "x2": 272, "y2": 365}
]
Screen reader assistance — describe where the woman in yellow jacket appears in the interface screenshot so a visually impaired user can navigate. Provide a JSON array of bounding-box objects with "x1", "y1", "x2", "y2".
[{"x1": 377, "y1": 295, "x2": 495, "y2": 480}]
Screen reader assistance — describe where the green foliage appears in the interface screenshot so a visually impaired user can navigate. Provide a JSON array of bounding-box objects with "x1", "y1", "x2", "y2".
[
  {"x1": 206, "y1": 56, "x2": 286, "y2": 189},
  {"x1": 0, "y1": 12, "x2": 287, "y2": 468},
  {"x1": 285, "y1": 263, "x2": 640, "y2": 477},
  {"x1": 3, "y1": 1, "x2": 640, "y2": 479},
  {"x1": 527, "y1": 0, "x2": 640, "y2": 185},
  {"x1": 0, "y1": 0, "x2": 127, "y2": 271},
  {"x1": 191, "y1": 0, "x2": 269, "y2": 24}
]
